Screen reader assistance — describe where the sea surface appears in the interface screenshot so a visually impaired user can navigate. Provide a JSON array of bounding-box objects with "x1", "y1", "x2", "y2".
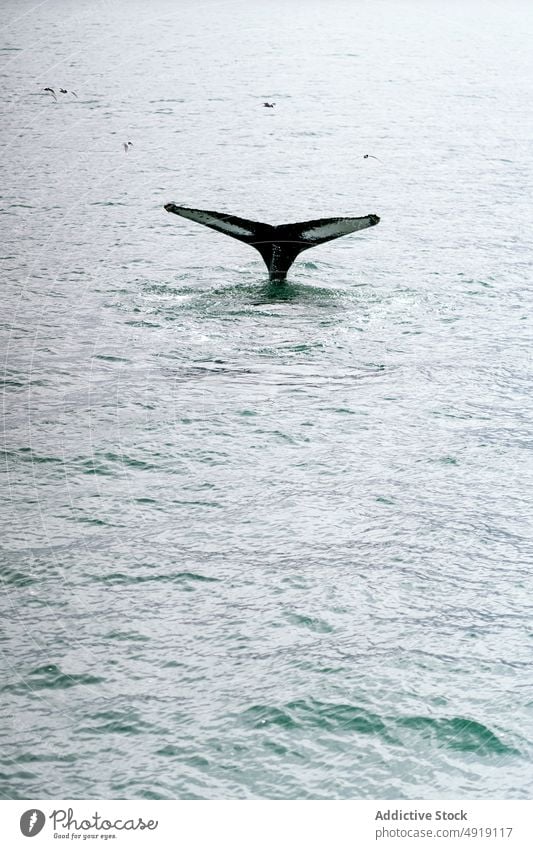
[{"x1": 1, "y1": 0, "x2": 532, "y2": 800}]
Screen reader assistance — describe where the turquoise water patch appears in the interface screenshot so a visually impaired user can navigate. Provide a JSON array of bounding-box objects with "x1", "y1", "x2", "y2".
[{"x1": 4, "y1": 665, "x2": 105, "y2": 694}]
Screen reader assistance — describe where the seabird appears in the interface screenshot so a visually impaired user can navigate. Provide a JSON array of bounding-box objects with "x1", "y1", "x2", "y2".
[
  {"x1": 123, "y1": 141, "x2": 133, "y2": 153},
  {"x1": 43, "y1": 87, "x2": 57, "y2": 101},
  {"x1": 363, "y1": 154, "x2": 382, "y2": 162},
  {"x1": 263, "y1": 102, "x2": 275, "y2": 108}
]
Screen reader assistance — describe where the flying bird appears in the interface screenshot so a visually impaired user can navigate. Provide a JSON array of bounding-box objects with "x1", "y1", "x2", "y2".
[
  {"x1": 263, "y1": 102, "x2": 275, "y2": 108},
  {"x1": 363, "y1": 154, "x2": 382, "y2": 162},
  {"x1": 123, "y1": 141, "x2": 133, "y2": 152},
  {"x1": 43, "y1": 87, "x2": 57, "y2": 100}
]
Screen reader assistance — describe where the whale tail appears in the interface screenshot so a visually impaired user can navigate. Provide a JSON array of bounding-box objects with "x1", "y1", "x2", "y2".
[{"x1": 164, "y1": 203, "x2": 380, "y2": 281}]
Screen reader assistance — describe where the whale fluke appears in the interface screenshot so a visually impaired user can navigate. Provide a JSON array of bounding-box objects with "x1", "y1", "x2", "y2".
[{"x1": 164, "y1": 203, "x2": 380, "y2": 281}]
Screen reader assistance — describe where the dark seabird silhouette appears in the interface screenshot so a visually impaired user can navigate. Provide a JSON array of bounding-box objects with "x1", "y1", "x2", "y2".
[
  {"x1": 363, "y1": 154, "x2": 382, "y2": 162},
  {"x1": 123, "y1": 141, "x2": 133, "y2": 153},
  {"x1": 59, "y1": 88, "x2": 68, "y2": 94},
  {"x1": 164, "y1": 203, "x2": 380, "y2": 282},
  {"x1": 263, "y1": 102, "x2": 275, "y2": 107},
  {"x1": 43, "y1": 87, "x2": 57, "y2": 101}
]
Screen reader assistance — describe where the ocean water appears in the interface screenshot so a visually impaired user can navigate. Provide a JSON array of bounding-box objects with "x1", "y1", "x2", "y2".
[{"x1": 1, "y1": 0, "x2": 532, "y2": 800}]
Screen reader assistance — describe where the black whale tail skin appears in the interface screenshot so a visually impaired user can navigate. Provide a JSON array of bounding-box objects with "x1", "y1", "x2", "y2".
[{"x1": 164, "y1": 203, "x2": 380, "y2": 281}]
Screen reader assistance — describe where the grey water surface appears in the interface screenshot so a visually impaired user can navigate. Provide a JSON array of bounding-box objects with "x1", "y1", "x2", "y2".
[{"x1": 1, "y1": 0, "x2": 533, "y2": 799}]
